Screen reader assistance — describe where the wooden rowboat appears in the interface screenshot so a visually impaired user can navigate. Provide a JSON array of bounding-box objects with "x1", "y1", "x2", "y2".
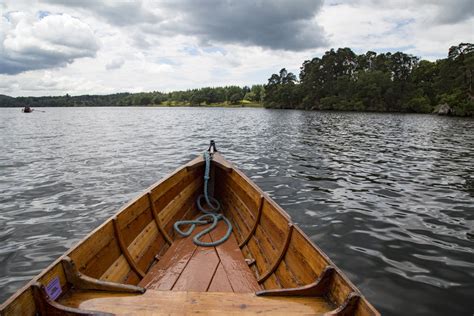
[{"x1": 0, "y1": 146, "x2": 379, "y2": 315}]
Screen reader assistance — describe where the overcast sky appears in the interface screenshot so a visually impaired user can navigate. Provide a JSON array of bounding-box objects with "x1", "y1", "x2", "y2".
[{"x1": 1, "y1": 0, "x2": 473, "y2": 97}]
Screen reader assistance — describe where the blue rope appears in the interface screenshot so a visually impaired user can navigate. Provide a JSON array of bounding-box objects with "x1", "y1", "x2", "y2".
[{"x1": 173, "y1": 151, "x2": 232, "y2": 246}]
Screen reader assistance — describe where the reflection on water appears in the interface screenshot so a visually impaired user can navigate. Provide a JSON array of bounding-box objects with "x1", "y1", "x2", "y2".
[{"x1": 0, "y1": 107, "x2": 473, "y2": 315}]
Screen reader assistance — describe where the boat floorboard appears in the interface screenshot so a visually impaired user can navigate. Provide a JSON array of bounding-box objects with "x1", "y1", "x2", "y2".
[
  {"x1": 59, "y1": 290, "x2": 334, "y2": 315},
  {"x1": 139, "y1": 220, "x2": 261, "y2": 293}
]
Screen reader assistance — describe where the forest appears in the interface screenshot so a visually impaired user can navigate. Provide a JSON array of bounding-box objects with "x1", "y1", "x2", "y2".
[
  {"x1": 264, "y1": 43, "x2": 473, "y2": 116},
  {"x1": 0, "y1": 85, "x2": 263, "y2": 108},
  {"x1": 0, "y1": 43, "x2": 472, "y2": 116}
]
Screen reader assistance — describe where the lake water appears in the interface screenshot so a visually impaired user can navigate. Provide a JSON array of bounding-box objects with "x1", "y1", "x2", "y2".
[{"x1": 0, "y1": 107, "x2": 473, "y2": 314}]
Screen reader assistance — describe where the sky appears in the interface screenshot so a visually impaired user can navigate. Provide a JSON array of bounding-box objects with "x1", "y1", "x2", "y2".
[{"x1": 1, "y1": 0, "x2": 473, "y2": 97}]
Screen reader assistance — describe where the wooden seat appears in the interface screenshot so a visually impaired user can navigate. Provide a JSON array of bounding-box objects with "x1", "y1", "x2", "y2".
[
  {"x1": 139, "y1": 221, "x2": 261, "y2": 293},
  {"x1": 59, "y1": 290, "x2": 334, "y2": 315}
]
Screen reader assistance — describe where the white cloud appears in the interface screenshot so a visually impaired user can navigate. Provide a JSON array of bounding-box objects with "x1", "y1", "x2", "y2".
[
  {"x1": 0, "y1": 11, "x2": 99, "y2": 74},
  {"x1": 0, "y1": 0, "x2": 472, "y2": 96},
  {"x1": 319, "y1": 1, "x2": 474, "y2": 59}
]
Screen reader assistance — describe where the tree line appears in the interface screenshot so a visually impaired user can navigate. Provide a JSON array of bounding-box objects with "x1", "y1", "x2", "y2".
[
  {"x1": 0, "y1": 85, "x2": 264, "y2": 108},
  {"x1": 0, "y1": 43, "x2": 472, "y2": 116},
  {"x1": 264, "y1": 43, "x2": 473, "y2": 116}
]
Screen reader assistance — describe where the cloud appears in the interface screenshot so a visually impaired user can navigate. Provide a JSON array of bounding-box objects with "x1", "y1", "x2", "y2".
[
  {"x1": 327, "y1": 0, "x2": 474, "y2": 25},
  {"x1": 105, "y1": 57, "x2": 125, "y2": 70},
  {"x1": 44, "y1": 0, "x2": 160, "y2": 26},
  {"x1": 425, "y1": 0, "x2": 474, "y2": 24},
  {"x1": 320, "y1": 0, "x2": 474, "y2": 59},
  {"x1": 44, "y1": 0, "x2": 328, "y2": 51},
  {"x1": 0, "y1": 12, "x2": 99, "y2": 75},
  {"x1": 150, "y1": 0, "x2": 327, "y2": 51},
  {"x1": 0, "y1": 0, "x2": 472, "y2": 96}
]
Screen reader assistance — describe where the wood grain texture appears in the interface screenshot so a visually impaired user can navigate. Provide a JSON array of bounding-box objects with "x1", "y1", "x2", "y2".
[
  {"x1": 31, "y1": 283, "x2": 111, "y2": 316},
  {"x1": 112, "y1": 218, "x2": 145, "y2": 279},
  {"x1": 256, "y1": 266, "x2": 335, "y2": 297},
  {"x1": 69, "y1": 222, "x2": 119, "y2": 279},
  {"x1": 62, "y1": 257, "x2": 145, "y2": 294},
  {"x1": 138, "y1": 233, "x2": 197, "y2": 290},
  {"x1": 172, "y1": 234, "x2": 219, "y2": 292},
  {"x1": 209, "y1": 223, "x2": 261, "y2": 293},
  {"x1": 147, "y1": 192, "x2": 173, "y2": 245},
  {"x1": 258, "y1": 224, "x2": 293, "y2": 283},
  {"x1": 207, "y1": 264, "x2": 233, "y2": 292},
  {"x1": 60, "y1": 290, "x2": 334, "y2": 315},
  {"x1": 239, "y1": 195, "x2": 264, "y2": 248}
]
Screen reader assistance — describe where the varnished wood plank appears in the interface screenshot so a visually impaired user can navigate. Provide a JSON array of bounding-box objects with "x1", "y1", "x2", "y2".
[
  {"x1": 163, "y1": 190, "x2": 201, "y2": 239},
  {"x1": 158, "y1": 177, "x2": 202, "y2": 228},
  {"x1": 127, "y1": 220, "x2": 166, "y2": 273},
  {"x1": 259, "y1": 202, "x2": 288, "y2": 245},
  {"x1": 239, "y1": 196, "x2": 264, "y2": 248},
  {"x1": 219, "y1": 175, "x2": 259, "y2": 218},
  {"x1": 62, "y1": 257, "x2": 145, "y2": 294},
  {"x1": 258, "y1": 224, "x2": 294, "y2": 283},
  {"x1": 31, "y1": 283, "x2": 111, "y2": 316},
  {"x1": 226, "y1": 200, "x2": 278, "y2": 288},
  {"x1": 150, "y1": 168, "x2": 196, "y2": 204},
  {"x1": 222, "y1": 169, "x2": 261, "y2": 212},
  {"x1": 326, "y1": 292, "x2": 361, "y2": 316},
  {"x1": 112, "y1": 218, "x2": 145, "y2": 279},
  {"x1": 328, "y1": 272, "x2": 355, "y2": 307},
  {"x1": 207, "y1": 264, "x2": 233, "y2": 292},
  {"x1": 147, "y1": 192, "x2": 173, "y2": 245},
  {"x1": 210, "y1": 223, "x2": 261, "y2": 293},
  {"x1": 116, "y1": 195, "x2": 150, "y2": 231},
  {"x1": 256, "y1": 266, "x2": 335, "y2": 297},
  {"x1": 220, "y1": 190, "x2": 280, "y2": 289},
  {"x1": 119, "y1": 207, "x2": 154, "y2": 247},
  {"x1": 100, "y1": 256, "x2": 133, "y2": 284},
  {"x1": 220, "y1": 197, "x2": 250, "y2": 244},
  {"x1": 172, "y1": 234, "x2": 219, "y2": 292},
  {"x1": 61, "y1": 290, "x2": 334, "y2": 315},
  {"x1": 138, "y1": 226, "x2": 209, "y2": 290},
  {"x1": 69, "y1": 222, "x2": 116, "y2": 277},
  {"x1": 284, "y1": 229, "x2": 329, "y2": 284}
]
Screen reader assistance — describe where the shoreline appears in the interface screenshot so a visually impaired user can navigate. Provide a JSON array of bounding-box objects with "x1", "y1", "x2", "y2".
[{"x1": 2, "y1": 105, "x2": 473, "y2": 117}]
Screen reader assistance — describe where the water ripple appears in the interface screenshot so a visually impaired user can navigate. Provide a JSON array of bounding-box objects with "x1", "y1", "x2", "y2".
[{"x1": 0, "y1": 108, "x2": 473, "y2": 315}]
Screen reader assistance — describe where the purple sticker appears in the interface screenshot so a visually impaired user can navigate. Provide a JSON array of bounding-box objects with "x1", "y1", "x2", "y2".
[{"x1": 45, "y1": 276, "x2": 62, "y2": 300}]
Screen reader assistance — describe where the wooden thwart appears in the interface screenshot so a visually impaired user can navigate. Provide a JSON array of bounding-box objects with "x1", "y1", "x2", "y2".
[
  {"x1": 60, "y1": 290, "x2": 334, "y2": 315},
  {"x1": 112, "y1": 218, "x2": 145, "y2": 278}
]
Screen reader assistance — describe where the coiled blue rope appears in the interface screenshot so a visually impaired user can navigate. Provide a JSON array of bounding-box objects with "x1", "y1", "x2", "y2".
[{"x1": 173, "y1": 151, "x2": 232, "y2": 246}]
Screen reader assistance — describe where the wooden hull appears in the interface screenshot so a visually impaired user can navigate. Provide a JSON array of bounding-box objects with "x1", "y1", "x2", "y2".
[{"x1": 0, "y1": 152, "x2": 379, "y2": 315}]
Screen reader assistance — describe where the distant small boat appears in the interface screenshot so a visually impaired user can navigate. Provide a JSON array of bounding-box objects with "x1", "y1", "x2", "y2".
[
  {"x1": 0, "y1": 142, "x2": 379, "y2": 315},
  {"x1": 22, "y1": 106, "x2": 33, "y2": 113}
]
